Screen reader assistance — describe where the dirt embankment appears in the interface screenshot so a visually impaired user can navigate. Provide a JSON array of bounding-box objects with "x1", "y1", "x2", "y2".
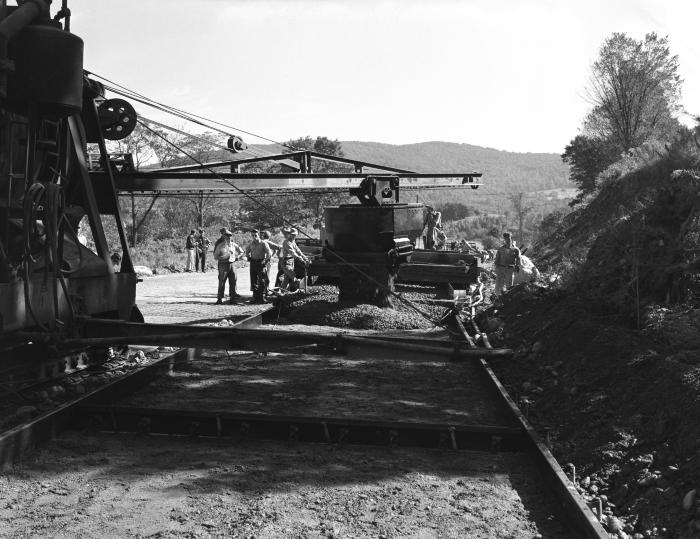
[{"x1": 487, "y1": 283, "x2": 700, "y2": 539}]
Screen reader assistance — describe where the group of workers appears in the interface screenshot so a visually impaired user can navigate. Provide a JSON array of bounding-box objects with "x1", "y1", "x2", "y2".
[
  {"x1": 183, "y1": 224, "x2": 522, "y2": 304},
  {"x1": 184, "y1": 228, "x2": 211, "y2": 273},
  {"x1": 210, "y1": 226, "x2": 310, "y2": 305}
]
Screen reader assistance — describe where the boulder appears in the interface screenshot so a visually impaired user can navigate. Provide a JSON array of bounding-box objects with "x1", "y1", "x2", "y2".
[
  {"x1": 133, "y1": 265, "x2": 154, "y2": 277},
  {"x1": 683, "y1": 489, "x2": 697, "y2": 510},
  {"x1": 513, "y1": 255, "x2": 540, "y2": 285}
]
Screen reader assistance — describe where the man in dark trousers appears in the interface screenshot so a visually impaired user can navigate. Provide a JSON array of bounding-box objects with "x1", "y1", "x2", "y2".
[
  {"x1": 213, "y1": 228, "x2": 243, "y2": 304},
  {"x1": 245, "y1": 229, "x2": 272, "y2": 303},
  {"x1": 197, "y1": 228, "x2": 211, "y2": 272}
]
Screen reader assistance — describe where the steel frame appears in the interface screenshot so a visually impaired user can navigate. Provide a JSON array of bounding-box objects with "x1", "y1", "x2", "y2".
[{"x1": 75, "y1": 404, "x2": 525, "y2": 452}]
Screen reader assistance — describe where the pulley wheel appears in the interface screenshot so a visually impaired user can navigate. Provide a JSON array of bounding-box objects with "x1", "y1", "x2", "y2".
[{"x1": 98, "y1": 98, "x2": 137, "y2": 140}]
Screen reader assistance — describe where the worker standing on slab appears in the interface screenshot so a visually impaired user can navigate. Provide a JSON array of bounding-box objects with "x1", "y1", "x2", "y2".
[
  {"x1": 246, "y1": 229, "x2": 272, "y2": 303},
  {"x1": 280, "y1": 227, "x2": 310, "y2": 291},
  {"x1": 260, "y1": 230, "x2": 281, "y2": 298},
  {"x1": 185, "y1": 229, "x2": 197, "y2": 272},
  {"x1": 425, "y1": 208, "x2": 442, "y2": 250},
  {"x1": 213, "y1": 228, "x2": 243, "y2": 304},
  {"x1": 494, "y1": 232, "x2": 521, "y2": 296}
]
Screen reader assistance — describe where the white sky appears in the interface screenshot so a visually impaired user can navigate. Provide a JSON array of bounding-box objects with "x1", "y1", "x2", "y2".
[{"x1": 68, "y1": 0, "x2": 700, "y2": 154}]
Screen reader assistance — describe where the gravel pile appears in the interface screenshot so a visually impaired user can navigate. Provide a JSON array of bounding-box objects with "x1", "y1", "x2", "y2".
[{"x1": 276, "y1": 285, "x2": 446, "y2": 330}]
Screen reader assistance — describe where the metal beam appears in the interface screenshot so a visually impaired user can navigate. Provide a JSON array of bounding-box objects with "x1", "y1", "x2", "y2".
[
  {"x1": 148, "y1": 151, "x2": 417, "y2": 175},
  {"x1": 97, "y1": 172, "x2": 483, "y2": 193},
  {"x1": 74, "y1": 319, "x2": 512, "y2": 358},
  {"x1": 151, "y1": 153, "x2": 303, "y2": 172}
]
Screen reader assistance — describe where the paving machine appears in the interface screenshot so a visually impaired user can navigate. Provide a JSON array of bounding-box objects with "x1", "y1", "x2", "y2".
[{"x1": 0, "y1": 1, "x2": 141, "y2": 379}]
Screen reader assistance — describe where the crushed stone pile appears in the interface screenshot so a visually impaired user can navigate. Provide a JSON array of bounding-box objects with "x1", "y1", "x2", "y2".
[{"x1": 275, "y1": 285, "x2": 446, "y2": 330}]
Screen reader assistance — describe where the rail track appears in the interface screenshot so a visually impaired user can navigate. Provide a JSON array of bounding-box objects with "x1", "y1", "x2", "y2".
[{"x1": 0, "y1": 303, "x2": 609, "y2": 538}]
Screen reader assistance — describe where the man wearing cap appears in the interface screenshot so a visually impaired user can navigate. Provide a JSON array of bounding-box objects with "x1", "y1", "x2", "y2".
[
  {"x1": 280, "y1": 227, "x2": 310, "y2": 291},
  {"x1": 213, "y1": 228, "x2": 244, "y2": 304},
  {"x1": 245, "y1": 229, "x2": 272, "y2": 303},
  {"x1": 494, "y1": 232, "x2": 521, "y2": 296}
]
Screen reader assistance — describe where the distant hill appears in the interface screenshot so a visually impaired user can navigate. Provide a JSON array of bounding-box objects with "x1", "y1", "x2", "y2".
[
  {"x1": 340, "y1": 141, "x2": 571, "y2": 192},
  {"x1": 249, "y1": 140, "x2": 573, "y2": 213}
]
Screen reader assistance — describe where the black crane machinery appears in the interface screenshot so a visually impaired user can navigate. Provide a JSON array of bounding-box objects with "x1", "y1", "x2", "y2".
[{"x1": 0, "y1": 0, "x2": 483, "y2": 376}]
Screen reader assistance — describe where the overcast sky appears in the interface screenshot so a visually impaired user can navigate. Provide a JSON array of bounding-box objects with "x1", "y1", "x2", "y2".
[{"x1": 69, "y1": 0, "x2": 699, "y2": 154}]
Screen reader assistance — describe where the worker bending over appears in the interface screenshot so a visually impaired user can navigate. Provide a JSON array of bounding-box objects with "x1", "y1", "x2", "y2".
[{"x1": 280, "y1": 227, "x2": 310, "y2": 291}]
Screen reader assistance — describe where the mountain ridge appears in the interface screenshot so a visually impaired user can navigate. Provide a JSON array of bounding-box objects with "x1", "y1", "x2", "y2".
[{"x1": 250, "y1": 140, "x2": 573, "y2": 210}]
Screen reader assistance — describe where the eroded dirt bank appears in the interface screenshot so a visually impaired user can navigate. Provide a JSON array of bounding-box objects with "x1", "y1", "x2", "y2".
[{"x1": 487, "y1": 283, "x2": 700, "y2": 538}]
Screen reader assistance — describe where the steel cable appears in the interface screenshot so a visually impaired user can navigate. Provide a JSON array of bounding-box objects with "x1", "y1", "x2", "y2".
[
  {"x1": 82, "y1": 72, "x2": 460, "y2": 333},
  {"x1": 136, "y1": 119, "x2": 454, "y2": 332}
]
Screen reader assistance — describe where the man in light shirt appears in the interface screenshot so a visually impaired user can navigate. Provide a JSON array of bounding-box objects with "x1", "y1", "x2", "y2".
[
  {"x1": 213, "y1": 228, "x2": 243, "y2": 304},
  {"x1": 493, "y1": 232, "x2": 521, "y2": 296}
]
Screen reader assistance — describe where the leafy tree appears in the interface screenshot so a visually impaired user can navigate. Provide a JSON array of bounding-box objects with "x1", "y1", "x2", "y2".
[
  {"x1": 240, "y1": 136, "x2": 351, "y2": 229},
  {"x1": 536, "y1": 208, "x2": 568, "y2": 244},
  {"x1": 561, "y1": 135, "x2": 618, "y2": 205},
  {"x1": 286, "y1": 136, "x2": 350, "y2": 225},
  {"x1": 143, "y1": 125, "x2": 187, "y2": 167},
  {"x1": 508, "y1": 192, "x2": 533, "y2": 246},
  {"x1": 105, "y1": 123, "x2": 154, "y2": 170},
  {"x1": 584, "y1": 32, "x2": 682, "y2": 152},
  {"x1": 563, "y1": 33, "x2": 683, "y2": 205},
  {"x1": 438, "y1": 202, "x2": 477, "y2": 221}
]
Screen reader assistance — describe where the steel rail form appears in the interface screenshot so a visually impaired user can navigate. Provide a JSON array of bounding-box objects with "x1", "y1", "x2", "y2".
[
  {"x1": 73, "y1": 405, "x2": 525, "y2": 453},
  {"x1": 480, "y1": 359, "x2": 609, "y2": 538},
  {"x1": 0, "y1": 347, "x2": 191, "y2": 467},
  {"x1": 0, "y1": 308, "x2": 267, "y2": 466}
]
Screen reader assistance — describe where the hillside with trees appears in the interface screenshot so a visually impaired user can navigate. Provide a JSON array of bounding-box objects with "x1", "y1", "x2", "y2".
[{"x1": 498, "y1": 32, "x2": 700, "y2": 538}]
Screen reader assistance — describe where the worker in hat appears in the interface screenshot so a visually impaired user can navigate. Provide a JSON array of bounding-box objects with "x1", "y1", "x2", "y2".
[
  {"x1": 493, "y1": 232, "x2": 521, "y2": 297},
  {"x1": 245, "y1": 229, "x2": 272, "y2": 303},
  {"x1": 280, "y1": 227, "x2": 310, "y2": 291},
  {"x1": 213, "y1": 228, "x2": 244, "y2": 304}
]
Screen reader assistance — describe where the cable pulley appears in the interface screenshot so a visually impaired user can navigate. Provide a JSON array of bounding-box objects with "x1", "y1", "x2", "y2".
[
  {"x1": 227, "y1": 135, "x2": 247, "y2": 153},
  {"x1": 98, "y1": 98, "x2": 137, "y2": 140}
]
